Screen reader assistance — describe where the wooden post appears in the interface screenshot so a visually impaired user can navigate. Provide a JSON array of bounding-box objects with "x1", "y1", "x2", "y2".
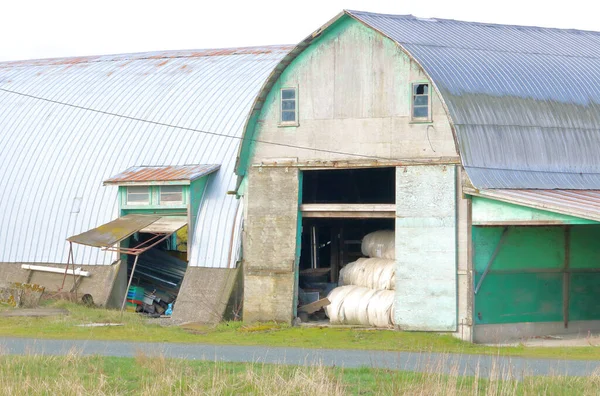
[
  {"x1": 330, "y1": 227, "x2": 340, "y2": 283},
  {"x1": 121, "y1": 255, "x2": 140, "y2": 312},
  {"x1": 563, "y1": 226, "x2": 571, "y2": 329}
]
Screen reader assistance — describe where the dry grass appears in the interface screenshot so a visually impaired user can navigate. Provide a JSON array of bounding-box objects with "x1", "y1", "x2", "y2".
[{"x1": 2, "y1": 348, "x2": 600, "y2": 395}]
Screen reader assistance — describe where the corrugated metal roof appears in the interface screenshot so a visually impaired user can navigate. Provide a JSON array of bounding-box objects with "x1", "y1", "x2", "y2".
[
  {"x1": 68, "y1": 214, "x2": 161, "y2": 248},
  {"x1": 345, "y1": 10, "x2": 600, "y2": 189},
  {"x1": 104, "y1": 165, "x2": 220, "y2": 184},
  {"x1": 0, "y1": 45, "x2": 291, "y2": 266},
  {"x1": 465, "y1": 187, "x2": 600, "y2": 222}
]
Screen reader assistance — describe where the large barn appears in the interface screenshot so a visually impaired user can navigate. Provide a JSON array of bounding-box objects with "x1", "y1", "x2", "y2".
[
  {"x1": 0, "y1": 45, "x2": 291, "y2": 322},
  {"x1": 3, "y1": 9, "x2": 600, "y2": 343},
  {"x1": 236, "y1": 10, "x2": 600, "y2": 342}
]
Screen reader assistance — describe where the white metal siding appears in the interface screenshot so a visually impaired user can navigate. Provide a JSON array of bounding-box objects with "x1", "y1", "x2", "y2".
[{"x1": 0, "y1": 48, "x2": 289, "y2": 267}]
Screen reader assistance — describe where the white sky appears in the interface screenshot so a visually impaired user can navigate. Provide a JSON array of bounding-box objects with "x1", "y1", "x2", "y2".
[{"x1": 2, "y1": 0, "x2": 598, "y2": 62}]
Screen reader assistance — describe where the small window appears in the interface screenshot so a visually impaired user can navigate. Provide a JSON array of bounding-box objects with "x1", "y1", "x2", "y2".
[
  {"x1": 411, "y1": 83, "x2": 430, "y2": 121},
  {"x1": 127, "y1": 186, "x2": 150, "y2": 205},
  {"x1": 280, "y1": 87, "x2": 297, "y2": 125},
  {"x1": 160, "y1": 185, "x2": 183, "y2": 205}
]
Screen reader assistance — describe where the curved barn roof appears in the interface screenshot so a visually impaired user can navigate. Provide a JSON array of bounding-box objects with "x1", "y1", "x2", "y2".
[
  {"x1": 0, "y1": 46, "x2": 291, "y2": 266},
  {"x1": 239, "y1": 11, "x2": 600, "y2": 189}
]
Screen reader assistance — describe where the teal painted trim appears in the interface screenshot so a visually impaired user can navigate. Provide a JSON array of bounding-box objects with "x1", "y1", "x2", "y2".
[
  {"x1": 236, "y1": 176, "x2": 248, "y2": 198},
  {"x1": 472, "y1": 196, "x2": 599, "y2": 225},
  {"x1": 236, "y1": 15, "x2": 356, "y2": 177},
  {"x1": 293, "y1": 171, "x2": 303, "y2": 318},
  {"x1": 122, "y1": 208, "x2": 186, "y2": 216},
  {"x1": 119, "y1": 185, "x2": 189, "y2": 211}
]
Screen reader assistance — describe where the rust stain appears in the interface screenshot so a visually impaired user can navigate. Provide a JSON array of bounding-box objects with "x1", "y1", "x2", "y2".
[
  {"x1": 104, "y1": 164, "x2": 220, "y2": 183},
  {"x1": 0, "y1": 45, "x2": 293, "y2": 70},
  {"x1": 180, "y1": 64, "x2": 187, "y2": 70},
  {"x1": 107, "y1": 71, "x2": 113, "y2": 76},
  {"x1": 157, "y1": 60, "x2": 169, "y2": 67}
]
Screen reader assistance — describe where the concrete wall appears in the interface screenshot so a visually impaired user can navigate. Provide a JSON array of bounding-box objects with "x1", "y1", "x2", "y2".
[
  {"x1": 172, "y1": 266, "x2": 241, "y2": 323},
  {"x1": 243, "y1": 167, "x2": 299, "y2": 323},
  {"x1": 243, "y1": 16, "x2": 458, "y2": 168},
  {"x1": 395, "y1": 165, "x2": 457, "y2": 331},
  {"x1": 0, "y1": 262, "x2": 119, "y2": 306}
]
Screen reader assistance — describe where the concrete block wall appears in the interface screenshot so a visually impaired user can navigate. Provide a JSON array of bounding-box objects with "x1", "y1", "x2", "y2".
[
  {"x1": 0, "y1": 261, "x2": 120, "y2": 306},
  {"x1": 243, "y1": 167, "x2": 299, "y2": 323}
]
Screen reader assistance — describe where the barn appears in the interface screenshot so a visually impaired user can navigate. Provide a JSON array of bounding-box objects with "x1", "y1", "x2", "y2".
[
  {"x1": 0, "y1": 46, "x2": 291, "y2": 322},
  {"x1": 236, "y1": 10, "x2": 600, "y2": 342}
]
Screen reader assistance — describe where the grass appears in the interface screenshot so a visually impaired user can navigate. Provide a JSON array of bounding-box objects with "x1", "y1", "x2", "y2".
[
  {"x1": 2, "y1": 301, "x2": 600, "y2": 361},
  {"x1": 2, "y1": 352, "x2": 600, "y2": 395}
]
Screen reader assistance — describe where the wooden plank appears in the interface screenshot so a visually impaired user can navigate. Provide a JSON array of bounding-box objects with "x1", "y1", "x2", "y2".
[
  {"x1": 300, "y1": 204, "x2": 395, "y2": 212},
  {"x1": 564, "y1": 226, "x2": 571, "y2": 329},
  {"x1": 140, "y1": 216, "x2": 187, "y2": 234},
  {"x1": 298, "y1": 298, "x2": 330, "y2": 314},
  {"x1": 302, "y1": 211, "x2": 395, "y2": 218}
]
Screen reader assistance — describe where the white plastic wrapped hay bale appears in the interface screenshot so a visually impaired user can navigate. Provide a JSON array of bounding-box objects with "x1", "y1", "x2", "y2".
[
  {"x1": 361, "y1": 230, "x2": 395, "y2": 259},
  {"x1": 338, "y1": 258, "x2": 395, "y2": 290},
  {"x1": 325, "y1": 285, "x2": 395, "y2": 328}
]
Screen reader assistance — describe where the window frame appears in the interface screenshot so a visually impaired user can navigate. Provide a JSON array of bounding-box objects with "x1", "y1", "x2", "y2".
[
  {"x1": 410, "y1": 82, "x2": 432, "y2": 123},
  {"x1": 159, "y1": 185, "x2": 184, "y2": 206},
  {"x1": 126, "y1": 186, "x2": 151, "y2": 206},
  {"x1": 278, "y1": 86, "x2": 299, "y2": 127}
]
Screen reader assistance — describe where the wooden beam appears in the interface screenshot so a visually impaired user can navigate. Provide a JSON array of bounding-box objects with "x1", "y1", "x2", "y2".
[{"x1": 300, "y1": 204, "x2": 395, "y2": 219}]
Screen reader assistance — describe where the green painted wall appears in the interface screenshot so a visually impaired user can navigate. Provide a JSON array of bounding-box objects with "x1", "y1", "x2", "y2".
[
  {"x1": 472, "y1": 196, "x2": 599, "y2": 225},
  {"x1": 474, "y1": 225, "x2": 600, "y2": 325}
]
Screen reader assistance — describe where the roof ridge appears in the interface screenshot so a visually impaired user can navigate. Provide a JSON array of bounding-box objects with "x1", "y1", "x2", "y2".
[
  {"x1": 0, "y1": 44, "x2": 294, "y2": 68},
  {"x1": 345, "y1": 9, "x2": 600, "y2": 36}
]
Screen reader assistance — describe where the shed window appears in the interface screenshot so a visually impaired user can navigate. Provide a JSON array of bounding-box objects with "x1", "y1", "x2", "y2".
[
  {"x1": 411, "y1": 83, "x2": 430, "y2": 120},
  {"x1": 127, "y1": 186, "x2": 150, "y2": 205},
  {"x1": 280, "y1": 88, "x2": 297, "y2": 124},
  {"x1": 160, "y1": 185, "x2": 183, "y2": 205}
]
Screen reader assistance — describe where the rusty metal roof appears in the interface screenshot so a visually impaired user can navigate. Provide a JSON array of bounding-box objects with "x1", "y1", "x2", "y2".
[
  {"x1": 346, "y1": 10, "x2": 600, "y2": 189},
  {"x1": 465, "y1": 187, "x2": 600, "y2": 222},
  {"x1": 104, "y1": 165, "x2": 220, "y2": 185},
  {"x1": 68, "y1": 214, "x2": 160, "y2": 248},
  {"x1": 0, "y1": 45, "x2": 290, "y2": 266}
]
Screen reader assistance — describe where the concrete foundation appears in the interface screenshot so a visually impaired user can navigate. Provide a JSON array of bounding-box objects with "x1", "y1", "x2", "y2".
[
  {"x1": 243, "y1": 167, "x2": 299, "y2": 323},
  {"x1": 474, "y1": 321, "x2": 600, "y2": 344},
  {"x1": 172, "y1": 266, "x2": 242, "y2": 323},
  {"x1": 0, "y1": 262, "x2": 120, "y2": 306}
]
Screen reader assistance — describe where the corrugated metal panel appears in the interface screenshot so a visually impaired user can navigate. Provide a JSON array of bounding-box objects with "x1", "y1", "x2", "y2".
[
  {"x1": 466, "y1": 188, "x2": 600, "y2": 222},
  {"x1": 0, "y1": 45, "x2": 291, "y2": 266},
  {"x1": 68, "y1": 214, "x2": 160, "y2": 248},
  {"x1": 104, "y1": 165, "x2": 220, "y2": 184},
  {"x1": 344, "y1": 11, "x2": 600, "y2": 189}
]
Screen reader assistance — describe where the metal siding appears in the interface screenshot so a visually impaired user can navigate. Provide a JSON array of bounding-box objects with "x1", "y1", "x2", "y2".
[
  {"x1": 0, "y1": 47, "x2": 290, "y2": 267},
  {"x1": 347, "y1": 10, "x2": 600, "y2": 189},
  {"x1": 395, "y1": 165, "x2": 457, "y2": 331}
]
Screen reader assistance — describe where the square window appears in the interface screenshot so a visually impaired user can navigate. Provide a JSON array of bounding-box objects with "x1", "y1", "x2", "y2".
[
  {"x1": 127, "y1": 186, "x2": 150, "y2": 205},
  {"x1": 160, "y1": 185, "x2": 183, "y2": 205},
  {"x1": 280, "y1": 88, "x2": 298, "y2": 125},
  {"x1": 411, "y1": 83, "x2": 430, "y2": 121}
]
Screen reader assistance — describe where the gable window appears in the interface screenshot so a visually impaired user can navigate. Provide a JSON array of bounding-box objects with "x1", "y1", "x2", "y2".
[
  {"x1": 127, "y1": 186, "x2": 150, "y2": 205},
  {"x1": 411, "y1": 83, "x2": 430, "y2": 121},
  {"x1": 280, "y1": 87, "x2": 298, "y2": 125},
  {"x1": 160, "y1": 185, "x2": 183, "y2": 205}
]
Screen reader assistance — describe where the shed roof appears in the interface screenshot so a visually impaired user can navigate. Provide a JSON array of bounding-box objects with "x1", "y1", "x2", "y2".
[
  {"x1": 0, "y1": 45, "x2": 291, "y2": 266},
  {"x1": 104, "y1": 165, "x2": 220, "y2": 185}
]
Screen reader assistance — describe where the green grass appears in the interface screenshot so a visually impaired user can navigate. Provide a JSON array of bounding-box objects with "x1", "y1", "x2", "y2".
[
  {"x1": 2, "y1": 353, "x2": 600, "y2": 395},
  {"x1": 1, "y1": 301, "x2": 600, "y2": 361}
]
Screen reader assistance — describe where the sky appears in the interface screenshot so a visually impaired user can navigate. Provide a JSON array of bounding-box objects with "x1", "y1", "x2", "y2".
[{"x1": 1, "y1": 0, "x2": 598, "y2": 62}]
